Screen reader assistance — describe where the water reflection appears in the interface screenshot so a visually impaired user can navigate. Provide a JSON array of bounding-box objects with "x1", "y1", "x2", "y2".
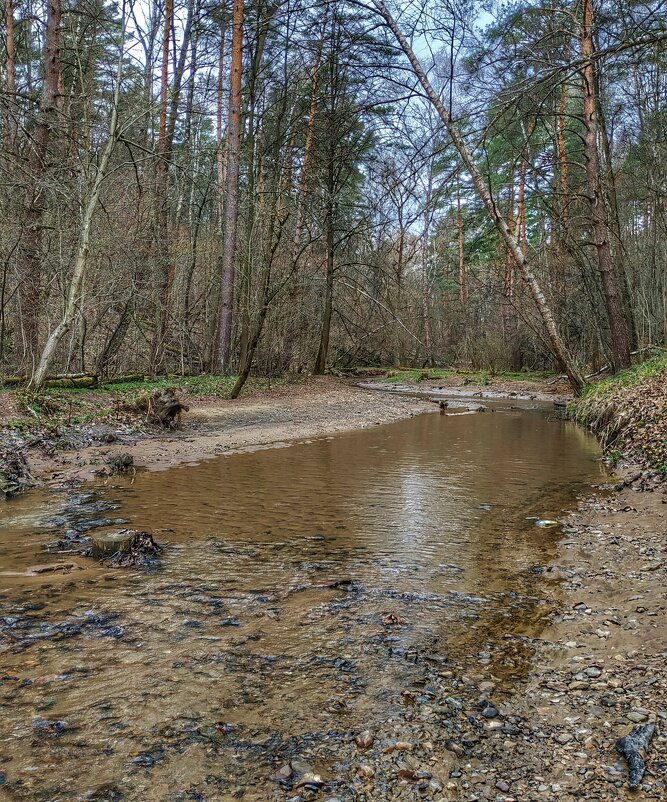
[{"x1": 0, "y1": 405, "x2": 604, "y2": 801}]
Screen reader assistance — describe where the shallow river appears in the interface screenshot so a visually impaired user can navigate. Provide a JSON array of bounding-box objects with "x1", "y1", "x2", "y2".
[{"x1": 0, "y1": 404, "x2": 604, "y2": 801}]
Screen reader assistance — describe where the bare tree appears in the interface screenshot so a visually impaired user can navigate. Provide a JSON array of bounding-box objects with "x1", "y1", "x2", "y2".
[
  {"x1": 369, "y1": 0, "x2": 585, "y2": 394},
  {"x1": 31, "y1": 2, "x2": 128, "y2": 388}
]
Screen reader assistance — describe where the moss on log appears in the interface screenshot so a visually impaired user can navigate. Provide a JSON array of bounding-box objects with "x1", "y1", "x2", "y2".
[{"x1": 1, "y1": 373, "x2": 98, "y2": 389}]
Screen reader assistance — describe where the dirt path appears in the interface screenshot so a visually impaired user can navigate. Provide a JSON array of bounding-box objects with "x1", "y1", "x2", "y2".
[{"x1": 27, "y1": 378, "x2": 435, "y2": 485}]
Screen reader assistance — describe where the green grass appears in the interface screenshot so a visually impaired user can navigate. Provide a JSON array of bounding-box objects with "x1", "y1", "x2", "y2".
[
  {"x1": 579, "y1": 353, "x2": 667, "y2": 400},
  {"x1": 98, "y1": 374, "x2": 296, "y2": 398}
]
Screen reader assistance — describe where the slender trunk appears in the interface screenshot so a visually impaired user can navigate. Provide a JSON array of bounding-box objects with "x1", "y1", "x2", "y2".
[
  {"x1": 205, "y1": 21, "x2": 227, "y2": 370},
  {"x1": 238, "y1": 8, "x2": 276, "y2": 374},
  {"x1": 19, "y1": 0, "x2": 62, "y2": 365},
  {"x1": 216, "y1": 0, "x2": 244, "y2": 373},
  {"x1": 503, "y1": 172, "x2": 521, "y2": 370},
  {"x1": 4, "y1": 0, "x2": 17, "y2": 150},
  {"x1": 283, "y1": 49, "x2": 323, "y2": 371},
  {"x1": 557, "y1": 80, "x2": 569, "y2": 227},
  {"x1": 371, "y1": 0, "x2": 585, "y2": 394},
  {"x1": 152, "y1": 0, "x2": 194, "y2": 370},
  {"x1": 421, "y1": 166, "x2": 435, "y2": 366},
  {"x1": 31, "y1": 17, "x2": 125, "y2": 388},
  {"x1": 293, "y1": 45, "x2": 322, "y2": 255},
  {"x1": 314, "y1": 211, "x2": 335, "y2": 375},
  {"x1": 96, "y1": 296, "x2": 134, "y2": 378},
  {"x1": 457, "y1": 187, "x2": 466, "y2": 305},
  {"x1": 314, "y1": 157, "x2": 335, "y2": 374},
  {"x1": 595, "y1": 79, "x2": 637, "y2": 350},
  {"x1": 580, "y1": 0, "x2": 630, "y2": 371}
]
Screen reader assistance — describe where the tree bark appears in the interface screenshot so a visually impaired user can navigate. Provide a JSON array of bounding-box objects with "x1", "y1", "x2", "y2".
[
  {"x1": 3, "y1": 0, "x2": 17, "y2": 150},
  {"x1": 215, "y1": 0, "x2": 244, "y2": 374},
  {"x1": 205, "y1": 20, "x2": 228, "y2": 371},
  {"x1": 580, "y1": 0, "x2": 631, "y2": 372},
  {"x1": 151, "y1": 0, "x2": 194, "y2": 370},
  {"x1": 371, "y1": 0, "x2": 585, "y2": 395},
  {"x1": 314, "y1": 130, "x2": 336, "y2": 374}
]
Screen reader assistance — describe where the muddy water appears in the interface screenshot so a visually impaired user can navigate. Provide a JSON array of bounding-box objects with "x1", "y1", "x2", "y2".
[{"x1": 0, "y1": 406, "x2": 604, "y2": 801}]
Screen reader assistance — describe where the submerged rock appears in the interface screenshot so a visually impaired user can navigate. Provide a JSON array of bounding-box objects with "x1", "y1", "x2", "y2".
[{"x1": 535, "y1": 519, "x2": 559, "y2": 528}]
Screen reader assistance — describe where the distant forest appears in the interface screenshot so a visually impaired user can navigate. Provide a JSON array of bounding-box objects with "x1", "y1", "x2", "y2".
[{"x1": 1, "y1": 0, "x2": 665, "y2": 392}]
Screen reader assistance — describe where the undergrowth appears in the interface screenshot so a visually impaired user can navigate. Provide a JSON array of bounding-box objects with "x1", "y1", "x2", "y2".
[
  {"x1": 0, "y1": 374, "x2": 301, "y2": 432},
  {"x1": 572, "y1": 354, "x2": 667, "y2": 471}
]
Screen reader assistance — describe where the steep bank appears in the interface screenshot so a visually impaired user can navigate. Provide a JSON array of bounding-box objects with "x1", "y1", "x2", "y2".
[{"x1": 573, "y1": 354, "x2": 667, "y2": 475}]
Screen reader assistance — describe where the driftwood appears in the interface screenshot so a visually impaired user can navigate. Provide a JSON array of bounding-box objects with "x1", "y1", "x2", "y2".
[
  {"x1": 134, "y1": 388, "x2": 189, "y2": 429},
  {"x1": 616, "y1": 722, "x2": 656, "y2": 790}
]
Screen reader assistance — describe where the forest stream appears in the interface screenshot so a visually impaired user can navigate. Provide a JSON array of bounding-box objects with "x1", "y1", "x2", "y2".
[{"x1": 0, "y1": 405, "x2": 614, "y2": 801}]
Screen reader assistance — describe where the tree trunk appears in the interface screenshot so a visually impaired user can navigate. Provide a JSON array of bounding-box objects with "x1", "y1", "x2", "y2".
[
  {"x1": 502, "y1": 171, "x2": 521, "y2": 370},
  {"x1": 215, "y1": 0, "x2": 244, "y2": 374},
  {"x1": 371, "y1": 0, "x2": 585, "y2": 395},
  {"x1": 594, "y1": 77, "x2": 638, "y2": 350},
  {"x1": 457, "y1": 186, "x2": 467, "y2": 305},
  {"x1": 19, "y1": 0, "x2": 62, "y2": 365},
  {"x1": 314, "y1": 157, "x2": 335, "y2": 375},
  {"x1": 205, "y1": 20, "x2": 228, "y2": 371},
  {"x1": 3, "y1": 0, "x2": 17, "y2": 150},
  {"x1": 151, "y1": 0, "x2": 194, "y2": 371},
  {"x1": 580, "y1": 0, "x2": 631, "y2": 372}
]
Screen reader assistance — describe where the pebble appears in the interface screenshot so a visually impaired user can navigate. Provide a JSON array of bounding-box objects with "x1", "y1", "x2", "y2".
[
  {"x1": 555, "y1": 733, "x2": 573, "y2": 744},
  {"x1": 355, "y1": 730, "x2": 374, "y2": 749}
]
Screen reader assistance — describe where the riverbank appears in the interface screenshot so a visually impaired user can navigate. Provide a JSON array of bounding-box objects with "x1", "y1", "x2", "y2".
[
  {"x1": 356, "y1": 367, "x2": 571, "y2": 404},
  {"x1": 1, "y1": 377, "x2": 436, "y2": 487}
]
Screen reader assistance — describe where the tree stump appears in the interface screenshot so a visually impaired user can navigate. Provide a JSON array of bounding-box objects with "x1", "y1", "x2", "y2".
[
  {"x1": 0, "y1": 448, "x2": 35, "y2": 499},
  {"x1": 91, "y1": 529, "x2": 161, "y2": 567},
  {"x1": 135, "y1": 388, "x2": 189, "y2": 429}
]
